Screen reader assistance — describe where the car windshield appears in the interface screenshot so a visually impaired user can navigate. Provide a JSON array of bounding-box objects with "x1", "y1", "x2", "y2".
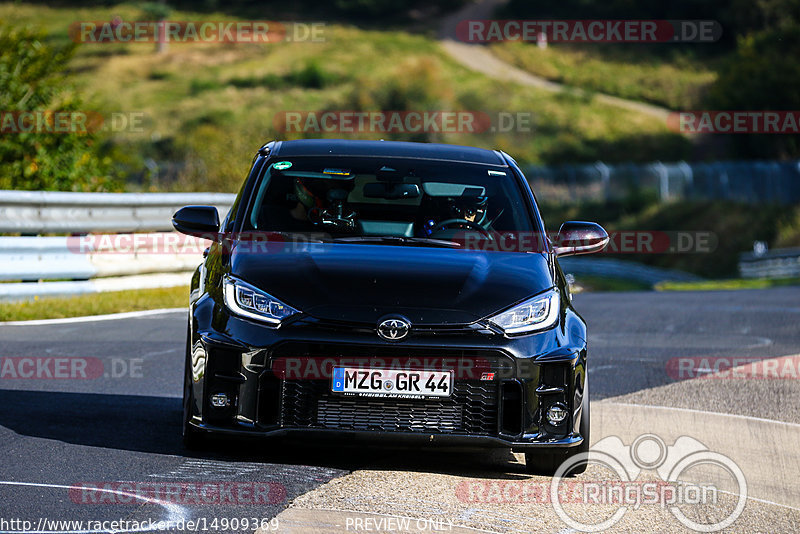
[{"x1": 242, "y1": 156, "x2": 538, "y2": 249}]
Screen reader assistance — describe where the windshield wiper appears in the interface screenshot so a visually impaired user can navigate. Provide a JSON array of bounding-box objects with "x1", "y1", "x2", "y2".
[{"x1": 330, "y1": 236, "x2": 462, "y2": 248}]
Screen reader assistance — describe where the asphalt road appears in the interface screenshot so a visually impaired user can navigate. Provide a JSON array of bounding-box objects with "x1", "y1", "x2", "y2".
[
  {"x1": 0, "y1": 287, "x2": 798, "y2": 533},
  {"x1": 581, "y1": 288, "x2": 800, "y2": 407}
]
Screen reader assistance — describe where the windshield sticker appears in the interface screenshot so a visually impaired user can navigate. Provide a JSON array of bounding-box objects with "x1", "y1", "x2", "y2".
[
  {"x1": 273, "y1": 161, "x2": 292, "y2": 170},
  {"x1": 488, "y1": 170, "x2": 506, "y2": 176},
  {"x1": 323, "y1": 168, "x2": 351, "y2": 176}
]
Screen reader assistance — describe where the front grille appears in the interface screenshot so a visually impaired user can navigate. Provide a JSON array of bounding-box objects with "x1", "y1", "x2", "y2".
[{"x1": 281, "y1": 380, "x2": 499, "y2": 435}]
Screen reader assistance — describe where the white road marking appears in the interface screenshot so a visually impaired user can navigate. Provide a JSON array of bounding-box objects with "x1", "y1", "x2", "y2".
[
  {"x1": 715, "y1": 489, "x2": 800, "y2": 513},
  {"x1": 602, "y1": 401, "x2": 800, "y2": 429},
  {"x1": 140, "y1": 348, "x2": 182, "y2": 359},
  {"x1": 591, "y1": 364, "x2": 620, "y2": 373},
  {"x1": 589, "y1": 332, "x2": 773, "y2": 350},
  {"x1": 0, "y1": 308, "x2": 184, "y2": 327}
]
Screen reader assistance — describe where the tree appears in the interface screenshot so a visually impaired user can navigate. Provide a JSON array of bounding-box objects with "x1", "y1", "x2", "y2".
[
  {"x1": 705, "y1": 26, "x2": 800, "y2": 158},
  {"x1": 140, "y1": 2, "x2": 172, "y2": 54},
  {"x1": 0, "y1": 23, "x2": 116, "y2": 191}
]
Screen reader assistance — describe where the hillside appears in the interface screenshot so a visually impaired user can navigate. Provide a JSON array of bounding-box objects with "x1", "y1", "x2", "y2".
[{"x1": 0, "y1": 2, "x2": 690, "y2": 192}]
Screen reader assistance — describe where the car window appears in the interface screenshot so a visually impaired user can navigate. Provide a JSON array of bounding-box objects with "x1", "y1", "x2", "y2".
[{"x1": 242, "y1": 156, "x2": 538, "y2": 248}]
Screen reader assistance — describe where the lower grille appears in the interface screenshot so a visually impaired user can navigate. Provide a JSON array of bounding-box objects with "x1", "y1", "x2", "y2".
[{"x1": 281, "y1": 380, "x2": 499, "y2": 435}]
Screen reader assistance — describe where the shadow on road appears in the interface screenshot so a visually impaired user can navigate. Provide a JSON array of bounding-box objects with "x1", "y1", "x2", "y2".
[
  {"x1": 0, "y1": 389, "x2": 527, "y2": 479},
  {"x1": 0, "y1": 389, "x2": 184, "y2": 454}
]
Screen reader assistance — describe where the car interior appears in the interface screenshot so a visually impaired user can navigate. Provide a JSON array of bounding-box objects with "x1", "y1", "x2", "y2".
[{"x1": 250, "y1": 163, "x2": 524, "y2": 242}]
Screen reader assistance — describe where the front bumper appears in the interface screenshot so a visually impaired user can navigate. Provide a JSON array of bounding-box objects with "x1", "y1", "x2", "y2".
[
  {"x1": 188, "y1": 422, "x2": 584, "y2": 451},
  {"x1": 188, "y1": 297, "x2": 588, "y2": 450}
]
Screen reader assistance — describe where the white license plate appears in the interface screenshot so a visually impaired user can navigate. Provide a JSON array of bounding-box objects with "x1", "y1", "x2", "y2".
[{"x1": 331, "y1": 367, "x2": 453, "y2": 398}]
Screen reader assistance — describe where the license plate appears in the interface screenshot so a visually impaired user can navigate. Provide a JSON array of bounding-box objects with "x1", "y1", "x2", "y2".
[{"x1": 331, "y1": 367, "x2": 453, "y2": 398}]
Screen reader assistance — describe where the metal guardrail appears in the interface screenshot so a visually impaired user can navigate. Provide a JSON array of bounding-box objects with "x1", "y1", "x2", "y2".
[
  {"x1": 0, "y1": 189, "x2": 709, "y2": 300},
  {"x1": 0, "y1": 233, "x2": 211, "y2": 282},
  {"x1": 524, "y1": 160, "x2": 800, "y2": 204},
  {"x1": 739, "y1": 248, "x2": 800, "y2": 279},
  {"x1": 0, "y1": 190, "x2": 234, "y2": 301},
  {"x1": 0, "y1": 190, "x2": 235, "y2": 234}
]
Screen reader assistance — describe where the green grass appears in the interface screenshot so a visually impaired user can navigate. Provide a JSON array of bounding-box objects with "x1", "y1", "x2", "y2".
[
  {"x1": 0, "y1": 2, "x2": 690, "y2": 192},
  {"x1": 0, "y1": 286, "x2": 189, "y2": 321},
  {"x1": 571, "y1": 275, "x2": 651, "y2": 292},
  {"x1": 490, "y1": 41, "x2": 717, "y2": 110},
  {"x1": 655, "y1": 278, "x2": 800, "y2": 292}
]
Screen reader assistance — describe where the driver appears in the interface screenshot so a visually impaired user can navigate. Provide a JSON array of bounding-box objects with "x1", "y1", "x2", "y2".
[
  {"x1": 290, "y1": 177, "x2": 324, "y2": 222},
  {"x1": 293, "y1": 177, "x2": 356, "y2": 231},
  {"x1": 449, "y1": 194, "x2": 488, "y2": 225}
]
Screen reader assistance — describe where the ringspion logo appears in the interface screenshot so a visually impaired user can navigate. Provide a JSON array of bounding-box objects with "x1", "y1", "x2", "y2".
[{"x1": 548, "y1": 434, "x2": 746, "y2": 532}]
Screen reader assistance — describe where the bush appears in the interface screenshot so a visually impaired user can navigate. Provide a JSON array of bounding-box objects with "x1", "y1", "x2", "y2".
[
  {"x1": 285, "y1": 60, "x2": 334, "y2": 89},
  {"x1": 705, "y1": 26, "x2": 800, "y2": 158},
  {"x1": 0, "y1": 24, "x2": 116, "y2": 191},
  {"x1": 228, "y1": 62, "x2": 336, "y2": 90}
]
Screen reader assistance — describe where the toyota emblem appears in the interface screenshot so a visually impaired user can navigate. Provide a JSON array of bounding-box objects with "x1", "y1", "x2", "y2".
[{"x1": 377, "y1": 318, "x2": 410, "y2": 341}]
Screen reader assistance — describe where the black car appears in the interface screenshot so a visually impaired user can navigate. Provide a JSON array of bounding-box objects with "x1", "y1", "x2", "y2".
[{"x1": 173, "y1": 139, "x2": 608, "y2": 474}]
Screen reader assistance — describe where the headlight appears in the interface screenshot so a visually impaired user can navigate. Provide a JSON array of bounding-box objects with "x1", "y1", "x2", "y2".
[
  {"x1": 488, "y1": 289, "x2": 560, "y2": 334},
  {"x1": 223, "y1": 276, "x2": 300, "y2": 325}
]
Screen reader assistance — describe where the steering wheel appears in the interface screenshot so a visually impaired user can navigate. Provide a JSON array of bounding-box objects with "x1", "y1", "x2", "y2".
[{"x1": 430, "y1": 219, "x2": 491, "y2": 237}]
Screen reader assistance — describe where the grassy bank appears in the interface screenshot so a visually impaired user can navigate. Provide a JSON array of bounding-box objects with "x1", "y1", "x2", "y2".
[
  {"x1": 570, "y1": 275, "x2": 651, "y2": 292},
  {"x1": 0, "y1": 2, "x2": 690, "y2": 193},
  {"x1": 490, "y1": 41, "x2": 717, "y2": 110},
  {"x1": 0, "y1": 286, "x2": 188, "y2": 321},
  {"x1": 656, "y1": 278, "x2": 800, "y2": 291}
]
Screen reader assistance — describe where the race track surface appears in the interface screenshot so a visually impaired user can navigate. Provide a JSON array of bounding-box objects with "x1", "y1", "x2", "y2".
[{"x1": 1, "y1": 287, "x2": 798, "y2": 533}]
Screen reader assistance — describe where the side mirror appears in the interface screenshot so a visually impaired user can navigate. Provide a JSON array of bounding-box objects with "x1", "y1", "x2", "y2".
[
  {"x1": 554, "y1": 221, "x2": 609, "y2": 257},
  {"x1": 172, "y1": 205, "x2": 220, "y2": 238}
]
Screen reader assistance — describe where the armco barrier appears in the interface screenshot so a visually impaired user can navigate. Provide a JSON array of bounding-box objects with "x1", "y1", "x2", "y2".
[
  {"x1": 0, "y1": 190, "x2": 234, "y2": 301},
  {"x1": 0, "y1": 233, "x2": 212, "y2": 282},
  {"x1": 0, "y1": 190, "x2": 235, "y2": 234},
  {"x1": 739, "y1": 248, "x2": 800, "y2": 279}
]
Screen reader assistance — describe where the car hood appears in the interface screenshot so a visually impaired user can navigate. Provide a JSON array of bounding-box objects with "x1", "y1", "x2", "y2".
[{"x1": 230, "y1": 243, "x2": 554, "y2": 325}]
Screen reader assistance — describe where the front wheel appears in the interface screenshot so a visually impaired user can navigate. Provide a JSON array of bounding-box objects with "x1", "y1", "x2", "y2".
[
  {"x1": 526, "y1": 381, "x2": 590, "y2": 476},
  {"x1": 182, "y1": 331, "x2": 206, "y2": 450}
]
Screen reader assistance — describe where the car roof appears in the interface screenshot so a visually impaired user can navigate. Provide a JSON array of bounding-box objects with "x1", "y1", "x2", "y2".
[{"x1": 270, "y1": 139, "x2": 508, "y2": 166}]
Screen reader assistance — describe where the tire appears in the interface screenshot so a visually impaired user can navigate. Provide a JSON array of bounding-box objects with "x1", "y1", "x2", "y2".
[
  {"x1": 526, "y1": 378, "x2": 590, "y2": 476},
  {"x1": 182, "y1": 331, "x2": 206, "y2": 450}
]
